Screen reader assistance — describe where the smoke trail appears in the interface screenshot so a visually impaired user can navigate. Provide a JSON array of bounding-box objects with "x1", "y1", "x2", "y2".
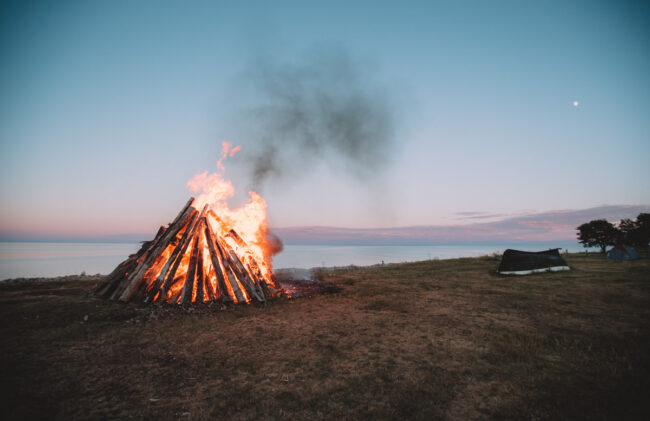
[{"x1": 235, "y1": 47, "x2": 397, "y2": 188}]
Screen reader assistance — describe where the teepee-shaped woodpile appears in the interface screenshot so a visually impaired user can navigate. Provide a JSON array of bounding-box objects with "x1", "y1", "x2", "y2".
[{"x1": 95, "y1": 198, "x2": 277, "y2": 305}]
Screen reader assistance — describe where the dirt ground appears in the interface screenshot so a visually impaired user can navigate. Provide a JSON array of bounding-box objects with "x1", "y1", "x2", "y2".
[{"x1": 1, "y1": 253, "x2": 649, "y2": 420}]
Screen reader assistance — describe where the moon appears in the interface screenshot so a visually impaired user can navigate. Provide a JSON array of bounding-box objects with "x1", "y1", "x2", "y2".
[{"x1": 573, "y1": 100, "x2": 579, "y2": 107}]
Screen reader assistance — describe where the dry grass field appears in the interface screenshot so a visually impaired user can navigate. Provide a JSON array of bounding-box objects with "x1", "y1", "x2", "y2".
[{"x1": 1, "y1": 253, "x2": 649, "y2": 420}]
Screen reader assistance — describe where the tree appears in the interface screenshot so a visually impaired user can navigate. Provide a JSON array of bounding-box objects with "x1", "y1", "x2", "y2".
[
  {"x1": 620, "y1": 213, "x2": 650, "y2": 255},
  {"x1": 619, "y1": 218, "x2": 637, "y2": 242},
  {"x1": 576, "y1": 219, "x2": 619, "y2": 254}
]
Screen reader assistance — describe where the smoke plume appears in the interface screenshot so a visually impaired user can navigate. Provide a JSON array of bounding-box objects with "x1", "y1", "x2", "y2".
[{"x1": 235, "y1": 47, "x2": 396, "y2": 188}]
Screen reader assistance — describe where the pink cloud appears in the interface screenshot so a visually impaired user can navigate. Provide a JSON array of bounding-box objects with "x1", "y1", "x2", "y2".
[{"x1": 272, "y1": 205, "x2": 649, "y2": 244}]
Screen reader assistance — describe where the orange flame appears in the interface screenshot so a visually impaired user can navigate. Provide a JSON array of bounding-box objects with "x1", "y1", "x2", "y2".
[
  {"x1": 96, "y1": 144, "x2": 279, "y2": 305},
  {"x1": 186, "y1": 142, "x2": 274, "y2": 282}
]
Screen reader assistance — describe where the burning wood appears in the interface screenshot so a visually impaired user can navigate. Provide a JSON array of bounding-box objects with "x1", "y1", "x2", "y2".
[
  {"x1": 95, "y1": 142, "x2": 281, "y2": 305},
  {"x1": 95, "y1": 198, "x2": 279, "y2": 304}
]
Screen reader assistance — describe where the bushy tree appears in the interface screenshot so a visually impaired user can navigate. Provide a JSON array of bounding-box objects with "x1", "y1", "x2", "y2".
[
  {"x1": 620, "y1": 213, "x2": 650, "y2": 255},
  {"x1": 576, "y1": 219, "x2": 619, "y2": 253}
]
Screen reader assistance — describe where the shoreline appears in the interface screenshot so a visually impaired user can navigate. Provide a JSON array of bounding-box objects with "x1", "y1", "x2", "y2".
[{"x1": 1, "y1": 250, "x2": 603, "y2": 283}]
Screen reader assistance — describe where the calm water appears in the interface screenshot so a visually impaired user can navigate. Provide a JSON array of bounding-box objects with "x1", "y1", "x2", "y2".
[
  {"x1": 0, "y1": 241, "x2": 591, "y2": 280},
  {"x1": 0, "y1": 242, "x2": 140, "y2": 280}
]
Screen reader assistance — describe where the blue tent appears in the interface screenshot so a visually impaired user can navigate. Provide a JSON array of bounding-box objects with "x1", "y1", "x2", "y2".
[{"x1": 607, "y1": 245, "x2": 639, "y2": 260}]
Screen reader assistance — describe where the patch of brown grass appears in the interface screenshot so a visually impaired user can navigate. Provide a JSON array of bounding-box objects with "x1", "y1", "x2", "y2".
[{"x1": 1, "y1": 253, "x2": 649, "y2": 420}]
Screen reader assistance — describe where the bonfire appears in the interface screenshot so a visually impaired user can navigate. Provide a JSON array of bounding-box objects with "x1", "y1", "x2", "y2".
[{"x1": 95, "y1": 143, "x2": 280, "y2": 305}]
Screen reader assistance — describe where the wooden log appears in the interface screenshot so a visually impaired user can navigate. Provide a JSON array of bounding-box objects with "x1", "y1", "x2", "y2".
[
  {"x1": 195, "y1": 232, "x2": 205, "y2": 303},
  {"x1": 204, "y1": 212, "x2": 264, "y2": 302},
  {"x1": 116, "y1": 198, "x2": 196, "y2": 301},
  {"x1": 121, "y1": 201, "x2": 196, "y2": 301},
  {"x1": 158, "y1": 206, "x2": 208, "y2": 301},
  {"x1": 198, "y1": 223, "x2": 216, "y2": 301},
  {"x1": 170, "y1": 288, "x2": 183, "y2": 305},
  {"x1": 95, "y1": 254, "x2": 139, "y2": 298},
  {"x1": 204, "y1": 257, "x2": 216, "y2": 302},
  {"x1": 108, "y1": 224, "x2": 170, "y2": 300},
  {"x1": 212, "y1": 237, "x2": 247, "y2": 302},
  {"x1": 227, "y1": 229, "x2": 246, "y2": 247},
  {"x1": 132, "y1": 227, "x2": 168, "y2": 297},
  {"x1": 211, "y1": 236, "x2": 247, "y2": 302},
  {"x1": 98, "y1": 224, "x2": 165, "y2": 296},
  {"x1": 224, "y1": 266, "x2": 246, "y2": 303},
  {"x1": 244, "y1": 258, "x2": 273, "y2": 299},
  {"x1": 239, "y1": 256, "x2": 268, "y2": 300},
  {"x1": 144, "y1": 211, "x2": 201, "y2": 302},
  {"x1": 259, "y1": 280, "x2": 272, "y2": 299},
  {"x1": 227, "y1": 249, "x2": 264, "y2": 302},
  {"x1": 110, "y1": 207, "x2": 187, "y2": 300},
  {"x1": 206, "y1": 209, "x2": 224, "y2": 225},
  {"x1": 204, "y1": 219, "x2": 233, "y2": 303},
  {"x1": 180, "y1": 224, "x2": 201, "y2": 305}
]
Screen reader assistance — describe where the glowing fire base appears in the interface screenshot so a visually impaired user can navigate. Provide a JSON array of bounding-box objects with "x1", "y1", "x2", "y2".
[{"x1": 95, "y1": 198, "x2": 278, "y2": 305}]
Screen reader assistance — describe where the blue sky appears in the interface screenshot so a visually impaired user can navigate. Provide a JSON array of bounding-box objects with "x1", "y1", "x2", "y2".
[{"x1": 1, "y1": 0, "x2": 648, "y2": 239}]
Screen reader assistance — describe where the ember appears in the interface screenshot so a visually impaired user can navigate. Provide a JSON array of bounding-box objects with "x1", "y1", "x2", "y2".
[{"x1": 95, "y1": 143, "x2": 280, "y2": 304}]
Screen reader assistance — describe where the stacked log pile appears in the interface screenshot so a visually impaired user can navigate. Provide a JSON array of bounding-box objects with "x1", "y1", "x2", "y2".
[{"x1": 95, "y1": 198, "x2": 277, "y2": 305}]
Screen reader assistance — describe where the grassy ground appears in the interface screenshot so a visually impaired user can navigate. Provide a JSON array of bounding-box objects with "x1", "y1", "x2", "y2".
[{"x1": 1, "y1": 254, "x2": 649, "y2": 420}]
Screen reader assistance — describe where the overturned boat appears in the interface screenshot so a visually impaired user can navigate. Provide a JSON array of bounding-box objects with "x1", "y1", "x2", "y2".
[{"x1": 498, "y1": 249, "x2": 570, "y2": 275}]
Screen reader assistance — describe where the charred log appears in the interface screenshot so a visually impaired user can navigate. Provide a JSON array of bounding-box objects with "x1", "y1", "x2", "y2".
[{"x1": 114, "y1": 198, "x2": 195, "y2": 301}]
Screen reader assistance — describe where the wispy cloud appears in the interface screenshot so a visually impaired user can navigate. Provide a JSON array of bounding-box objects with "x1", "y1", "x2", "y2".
[
  {"x1": 453, "y1": 211, "x2": 509, "y2": 221},
  {"x1": 273, "y1": 205, "x2": 650, "y2": 245}
]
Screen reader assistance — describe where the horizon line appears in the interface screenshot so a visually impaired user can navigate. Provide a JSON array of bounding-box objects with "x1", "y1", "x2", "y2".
[{"x1": 1, "y1": 203, "x2": 646, "y2": 244}]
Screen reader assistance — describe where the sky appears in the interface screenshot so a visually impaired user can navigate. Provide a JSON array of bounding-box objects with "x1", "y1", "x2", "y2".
[{"x1": 1, "y1": 0, "x2": 649, "y2": 240}]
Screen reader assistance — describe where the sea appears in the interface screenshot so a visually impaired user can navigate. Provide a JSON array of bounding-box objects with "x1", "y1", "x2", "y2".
[{"x1": 0, "y1": 241, "x2": 594, "y2": 281}]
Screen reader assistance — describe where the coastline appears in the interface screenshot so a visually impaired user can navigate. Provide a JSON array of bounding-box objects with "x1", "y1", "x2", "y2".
[{"x1": 1, "y1": 241, "x2": 596, "y2": 281}]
